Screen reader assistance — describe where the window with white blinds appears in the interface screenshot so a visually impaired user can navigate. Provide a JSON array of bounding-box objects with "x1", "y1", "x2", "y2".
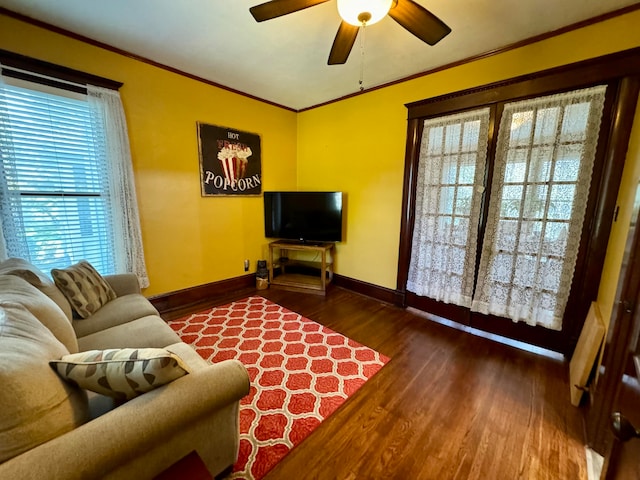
[{"x1": 0, "y1": 82, "x2": 116, "y2": 274}]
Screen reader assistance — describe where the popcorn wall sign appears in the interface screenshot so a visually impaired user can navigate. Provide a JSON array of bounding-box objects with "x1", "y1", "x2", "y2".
[{"x1": 197, "y1": 122, "x2": 262, "y2": 196}]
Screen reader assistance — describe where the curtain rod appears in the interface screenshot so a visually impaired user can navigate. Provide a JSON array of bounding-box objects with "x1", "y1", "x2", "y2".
[
  {"x1": 1, "y1": 64, "x2": 86, "y2": 89},
  {"x1": 0, "y1": 49, "x2": 123, "y2": 91}
]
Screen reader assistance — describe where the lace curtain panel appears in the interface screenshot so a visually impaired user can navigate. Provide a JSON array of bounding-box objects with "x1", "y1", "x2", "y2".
[
  {"x1": 407, "y1": 108, "x2": 490, "y2": 307},
  {"x1": 0, "y1": 70, "x2": 29, "y2": 261},
  {"x1": 87, "y1": 86, "x2": 149, "y2": 288},
  {"x1": 471, "y1": 85, "x2": 607, "y2": 330}
]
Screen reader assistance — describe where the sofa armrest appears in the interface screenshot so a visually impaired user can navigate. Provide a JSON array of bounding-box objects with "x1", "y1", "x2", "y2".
[
  {"x1": 104, "y1": 273, "x2": 141, "y2": 296},
  {"x1": 0, "y1": 360, "x2": 250, "y2": 480}
]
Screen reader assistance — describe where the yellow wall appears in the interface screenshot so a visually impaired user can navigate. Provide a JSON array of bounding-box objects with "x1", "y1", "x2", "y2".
[
  {"x1": 596, "y1": 96, "x2": 640, "y2": 327},
  {"x1": 2, "y1": 10, "x2": 640, "y2": 309},
  {"x1": 297, "y1": 10, "x2": 640, "y2": 296},
  {"x1": 0, "y1": 15, "x2": 298, "y2": 295}
]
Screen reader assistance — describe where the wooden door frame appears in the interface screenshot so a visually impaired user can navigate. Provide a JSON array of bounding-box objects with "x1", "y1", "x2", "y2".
[{"x1": 397, "y1": 47, "x2": 640, "y2": 355}]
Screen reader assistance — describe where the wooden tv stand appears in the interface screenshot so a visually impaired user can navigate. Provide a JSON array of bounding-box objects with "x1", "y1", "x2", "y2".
[{"x1": 268, "y1": 240, "x2": 334, "y2": 295}]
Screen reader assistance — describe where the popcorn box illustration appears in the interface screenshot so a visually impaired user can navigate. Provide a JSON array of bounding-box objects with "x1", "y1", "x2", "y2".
[{"x1": 217, "y1": 144, "x2": 252, "y2": 183}]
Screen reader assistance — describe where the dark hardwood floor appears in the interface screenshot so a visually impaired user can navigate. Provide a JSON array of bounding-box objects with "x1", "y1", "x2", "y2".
[{"x1": 163, "y1": 286, "x2": 588, "y2": 479}]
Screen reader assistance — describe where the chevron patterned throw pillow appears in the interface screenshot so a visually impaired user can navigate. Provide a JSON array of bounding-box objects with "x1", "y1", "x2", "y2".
[{"x1": 51, "y1": 348, "x2": 190, "y2": 401}]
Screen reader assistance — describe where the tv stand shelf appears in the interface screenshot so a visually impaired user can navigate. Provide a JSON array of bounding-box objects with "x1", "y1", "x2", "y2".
[{"x1": 268, "y1": 240, "x2": 334, "y2": 295}]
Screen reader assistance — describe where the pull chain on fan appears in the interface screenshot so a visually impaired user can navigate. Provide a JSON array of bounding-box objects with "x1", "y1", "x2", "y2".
[{"x1": 359, "y1": 23, "x2": 366, "y2": 91}]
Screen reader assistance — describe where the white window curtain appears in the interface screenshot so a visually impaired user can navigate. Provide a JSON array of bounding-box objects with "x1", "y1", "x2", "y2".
[
  {"x1": 0, "y1": 72, "x2": 27, "y2": 261},
  {"x1": 471, "y1": 86, "x2": 607, "y2": 330},
  {"x1": 407, "y1": 108, "x2": 490, "y2": 307},
  {"x1": 0, "y1": 72, "x2": 148, "y2": 288},
  {"x1": 86, "y1": 85, "x2": 149, "y2": 288}
]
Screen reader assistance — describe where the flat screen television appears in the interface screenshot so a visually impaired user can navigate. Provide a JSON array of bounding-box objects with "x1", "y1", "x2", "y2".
[{"x1": 264, "y1": 191, "x2": 343, "y2": 243}]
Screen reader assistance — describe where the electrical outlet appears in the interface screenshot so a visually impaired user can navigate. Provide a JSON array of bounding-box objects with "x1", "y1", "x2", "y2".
[{"x1": 244, "y1": 259, "x2": 249, "y2": 272}]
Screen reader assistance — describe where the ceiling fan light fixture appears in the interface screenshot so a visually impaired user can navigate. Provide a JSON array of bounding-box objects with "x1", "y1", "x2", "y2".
[{"x1": 337, "y1": 0, "x2": 393, "y2": 26}]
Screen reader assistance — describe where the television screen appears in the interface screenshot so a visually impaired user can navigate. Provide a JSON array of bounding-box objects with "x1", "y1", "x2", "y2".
[{"x1": 264, "y1": 191, "x2": 343, "y2": 243}]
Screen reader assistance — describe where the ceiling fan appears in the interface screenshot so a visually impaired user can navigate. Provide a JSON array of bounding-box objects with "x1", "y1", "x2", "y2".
[{"x1": 250, "y1": 0, "x2": 451, "y2": 65}]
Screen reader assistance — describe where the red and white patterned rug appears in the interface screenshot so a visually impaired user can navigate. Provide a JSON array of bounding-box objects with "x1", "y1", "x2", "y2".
[{"x1": 168, "y1": 296, "x2": 389, "y2": 480}]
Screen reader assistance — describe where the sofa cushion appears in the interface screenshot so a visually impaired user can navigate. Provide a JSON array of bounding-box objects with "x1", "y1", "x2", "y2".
[
  {"x1": 0, "y1": 257, "x2": 73, "y2": 321},
  {"x1": 51, "y1": 260, "x2": 117, "y2": 319},
  {"x1": 51, "y1": 348, "x2": 190, "y2": 401},
  {"x1": 0, "y1": 275, "x2": 79, "y2": 353},
  {"x1": 72, "y1": 294, "x2": 160, "y2": 339},
  {"x1": 0, "y1": 302, "x2": 88, "y2": 464},
  {"x1": 77, "y1": 315, "x2": 182, "y2": 351}
]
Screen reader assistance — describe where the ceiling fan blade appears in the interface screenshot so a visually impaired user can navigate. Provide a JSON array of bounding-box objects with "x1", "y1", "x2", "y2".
[
  {"x1": 388, "y1": 0, "x2": 451, "y2": 46},
  {"x1": 328, "y1": 21, "x2": 360, "y2": 65},
  {"x1": 250, "y1": 0, "x2": 330, "y2": 22}
]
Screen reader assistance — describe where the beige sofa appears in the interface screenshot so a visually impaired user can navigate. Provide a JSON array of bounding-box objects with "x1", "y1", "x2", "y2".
[{"x1": 0, "y1": 258, "x2": 250, "y2": 479}]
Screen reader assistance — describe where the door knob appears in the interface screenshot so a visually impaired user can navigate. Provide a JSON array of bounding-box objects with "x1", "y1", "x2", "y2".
[{"x1": 610, "y1": 412, "x2": 640, "y2": 442}]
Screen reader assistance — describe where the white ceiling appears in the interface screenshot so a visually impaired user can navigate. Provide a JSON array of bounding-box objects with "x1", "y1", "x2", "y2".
[{"x1": 1, "y1": 0, "x2": 638, "y2": 110}]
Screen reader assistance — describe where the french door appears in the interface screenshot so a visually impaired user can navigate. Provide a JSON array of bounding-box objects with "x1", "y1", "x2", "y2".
[{"x1": 397, "y1": 49, "x2": 640, "y2": 354}]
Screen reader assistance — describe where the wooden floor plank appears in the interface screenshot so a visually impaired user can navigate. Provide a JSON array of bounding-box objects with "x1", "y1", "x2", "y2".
[{"x1": 165, "y1": 286, "x2": 588, "y2": 480}]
